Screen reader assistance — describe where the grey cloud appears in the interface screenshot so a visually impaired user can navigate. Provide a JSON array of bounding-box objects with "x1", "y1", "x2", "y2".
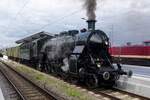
[{"x1": 0, "y1": 0, "x2": 150, "y2": 48}]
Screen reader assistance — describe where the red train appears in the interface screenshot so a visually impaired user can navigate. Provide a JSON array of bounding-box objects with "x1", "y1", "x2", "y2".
[{"x1": 110, "y1": 41, "x2": 150, "y2": 66}]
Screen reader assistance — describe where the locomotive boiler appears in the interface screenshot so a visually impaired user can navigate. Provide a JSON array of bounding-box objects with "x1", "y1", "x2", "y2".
[{"x1": 40, "y1": 20, "x2": 132, "y2": 88}]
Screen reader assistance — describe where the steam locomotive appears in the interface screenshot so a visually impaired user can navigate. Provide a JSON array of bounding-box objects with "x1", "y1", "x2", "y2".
[{"x1": 6, "y1": 20, "x2": 132, "y2": 88}]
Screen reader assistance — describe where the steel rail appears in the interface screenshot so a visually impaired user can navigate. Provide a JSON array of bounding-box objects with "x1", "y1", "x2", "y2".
[
  {"x1": 0, "y1": 67, "x2": 26, "y2": 100},
  {"x1": 0, "y1": 60, "x2": 65, "y2": 100}
]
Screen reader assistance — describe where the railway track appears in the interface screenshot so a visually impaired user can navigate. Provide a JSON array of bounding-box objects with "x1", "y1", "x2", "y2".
[
  {"x1": 0, "y1": 60, "x2": 150, "y2": 100},
  {"x1": 50, "y1": 72, "x2": 150, "y2": 100},
  {"x1": 0, "y1": 61, "x2": 63, "y2": 100},
  {"x1": 92, "y1": 88, "x2": 149, "y2": 100},
  {"x1": 53, "y1": 76, "x2": 150, "y2": 100},
  {"x1": 0, "y1": 70, "x2": 21, "y2": 100}
]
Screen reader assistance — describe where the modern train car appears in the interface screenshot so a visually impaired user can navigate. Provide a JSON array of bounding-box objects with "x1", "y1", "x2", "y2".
[{"x1": 110, "y1": 41, "x2": 150, "y2": 66}]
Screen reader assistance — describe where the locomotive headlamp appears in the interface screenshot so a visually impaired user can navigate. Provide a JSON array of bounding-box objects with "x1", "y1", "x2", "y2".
[
  {"x1": 97, "y1": 64, "x2": 101, "y2": 68},
  {"x1": 105, "y1": 41, "x2": 108, "y2": 45},
  {"x1": 103, "y1": 72, "x2": 110, "y2": 80}
]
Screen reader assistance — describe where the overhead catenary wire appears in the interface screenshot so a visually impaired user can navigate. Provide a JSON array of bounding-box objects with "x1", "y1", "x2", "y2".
[
  {"x1": 33, "y1": 8, "x2": 82, "y2": 33},
  {"x1": 14, "y1": 0, "x2": 30, "y2": 20},
  {"x1": 0, "y1": 0, "x2": 31, "y2": 48},
  {"x1": 8, "y1": 8, "x2": 83, "y2": 40},
  {"x1": 5, "y1": 0, "x2": 30, "y2": 34}
]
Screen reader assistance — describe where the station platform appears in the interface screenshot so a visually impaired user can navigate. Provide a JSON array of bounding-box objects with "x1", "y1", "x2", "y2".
[
  {"x1": 113, "y1": 64, "x2": 150, "y2": 98},
  {"x1": 122, "y1": 64, "x2": 150, "y2": 77},
  {"x1": 113, "y1": 64, "x2": 150, "y2": 77},
  {"x1": 116, "y1": 75, "x2": 150, "y2": 98}
]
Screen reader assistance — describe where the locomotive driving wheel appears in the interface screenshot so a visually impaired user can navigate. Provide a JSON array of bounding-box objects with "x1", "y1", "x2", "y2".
[{"x1": 86, "y1": 74, "x2": 98, "y2": 88}]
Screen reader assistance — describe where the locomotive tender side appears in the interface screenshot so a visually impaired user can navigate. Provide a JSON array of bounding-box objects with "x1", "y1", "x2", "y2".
[{"x1": 5, "y1": 32, "x2": 53, "y2": 66}]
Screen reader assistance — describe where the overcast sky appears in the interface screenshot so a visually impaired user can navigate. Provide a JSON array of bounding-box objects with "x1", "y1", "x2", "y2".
[{"x1": 0, "y1": 0, "x2": 150, "y2": 48}]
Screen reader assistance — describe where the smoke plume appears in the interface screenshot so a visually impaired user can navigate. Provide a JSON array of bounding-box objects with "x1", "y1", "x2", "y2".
[{"x1": 84, "y1": 0, "x2": 97, "y2": 20}]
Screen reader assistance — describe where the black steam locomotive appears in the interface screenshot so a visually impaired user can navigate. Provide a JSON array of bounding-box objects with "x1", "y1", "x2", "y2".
[
  {"x1": 7, "y1": 20, "x2": 132, "y2": 88},
  {"x1": 38, "y1": 20, "x2": 132, "y2": 87}
]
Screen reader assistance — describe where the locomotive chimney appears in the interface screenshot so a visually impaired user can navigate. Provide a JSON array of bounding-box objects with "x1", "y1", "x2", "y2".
[{"x1": 87, "y1": 20, "x2": 96, "y2": 31}]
